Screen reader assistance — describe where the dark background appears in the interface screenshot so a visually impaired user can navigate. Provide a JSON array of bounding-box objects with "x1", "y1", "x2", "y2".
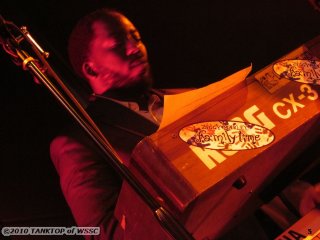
[{"x1": 0, "y1": 0, "x2": 320, "y2": 239}]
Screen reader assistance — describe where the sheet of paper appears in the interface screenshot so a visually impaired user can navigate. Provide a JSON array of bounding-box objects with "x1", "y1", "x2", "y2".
[{"x1": 159, "y1": 65, "x2": 252, "y2": 129}]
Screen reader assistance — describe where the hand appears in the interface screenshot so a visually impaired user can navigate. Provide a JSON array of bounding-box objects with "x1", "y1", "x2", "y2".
[
  {"x1": 308, "y1": 0, "x2": 320, "y2": 12},
  {"x1": 283, "y1": 181, "x2": 320, "y2": 216},
  {"x1": 299, "y1": 182, "x2": 320, "y2": 215}
]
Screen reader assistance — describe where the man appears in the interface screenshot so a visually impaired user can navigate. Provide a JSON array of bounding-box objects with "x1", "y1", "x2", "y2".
[
  {"x1": 50, "y1": 8, "x2": 162, "y2": 239},
  {"x1": 51, "y1": 8, "x2": 320, "y2": 240}
]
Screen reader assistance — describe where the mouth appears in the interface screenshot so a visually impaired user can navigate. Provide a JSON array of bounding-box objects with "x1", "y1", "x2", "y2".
[{"x1": 130, "y1": 59, "x2": 148, "y2": 68}]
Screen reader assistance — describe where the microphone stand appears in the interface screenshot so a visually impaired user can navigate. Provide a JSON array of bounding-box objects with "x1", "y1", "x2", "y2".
[{"x1": 0, "y1": 15, "x2": 195, "y2": 240}]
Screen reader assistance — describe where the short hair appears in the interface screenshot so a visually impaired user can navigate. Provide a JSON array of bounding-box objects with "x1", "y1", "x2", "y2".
[{"x1": 68, "y1": 8, "x2": 124, "y2": 78}]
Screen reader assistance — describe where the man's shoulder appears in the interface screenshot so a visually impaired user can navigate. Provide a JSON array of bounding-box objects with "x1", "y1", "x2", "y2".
[{"x1": 86, "y1": 96, "x2": 159, "y2": 135}]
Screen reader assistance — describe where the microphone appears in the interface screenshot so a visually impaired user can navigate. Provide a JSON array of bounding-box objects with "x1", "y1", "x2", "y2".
[
  {"x1": 0, "y1": 14, "x2": 49, "y2": 71},
  {"x1": 0, "y1": 15, "x2": 49, "y2": 58},
  {"x1": 0, "y1": 15, "x2": 12, "y2": 44},
  {"x1": 0, "y1": 15, "x2": 19, "y2": 47},
  {"x1": 0, "y1": 15, "x2": 24, "y2": 67}
]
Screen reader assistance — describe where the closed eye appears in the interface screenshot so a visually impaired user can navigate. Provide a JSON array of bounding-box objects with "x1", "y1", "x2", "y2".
[{"x1": 130, "y1": 30, "x2": 141, "y2": 42}]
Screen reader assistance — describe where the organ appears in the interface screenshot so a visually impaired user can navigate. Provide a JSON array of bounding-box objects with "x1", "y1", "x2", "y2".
[{"x1": 115, "y1": 35, "x2": 320, "y2": 239}]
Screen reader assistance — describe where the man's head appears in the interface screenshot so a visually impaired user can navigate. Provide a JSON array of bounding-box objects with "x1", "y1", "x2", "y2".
[{"x1": 68, "y1": 9, "x2": 152, "y2": 94}]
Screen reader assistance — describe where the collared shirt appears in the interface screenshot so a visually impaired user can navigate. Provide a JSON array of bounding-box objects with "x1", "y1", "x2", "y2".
[{"x1": 91, "y1": 92, "x2": 163, "y2": 125}]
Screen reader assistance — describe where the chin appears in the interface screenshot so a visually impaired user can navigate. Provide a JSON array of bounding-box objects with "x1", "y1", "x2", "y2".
[{"x1": 131, "y1": 67, "x2": 152, "y2": 86}]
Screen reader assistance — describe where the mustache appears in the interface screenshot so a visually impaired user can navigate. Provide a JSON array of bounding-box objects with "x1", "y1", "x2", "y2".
[{"x1": 128, "y1": 51, "x2": 147, "y2": 63}]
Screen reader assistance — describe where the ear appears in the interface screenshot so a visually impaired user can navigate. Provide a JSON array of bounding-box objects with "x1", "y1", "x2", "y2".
[{"x1": 82, "y1": 62, "x2": 98, "y2": 79}]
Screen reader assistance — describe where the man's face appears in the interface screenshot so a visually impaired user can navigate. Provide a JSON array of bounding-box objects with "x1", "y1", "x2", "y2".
[{"x1": 85, "y1": 15, "x2": 151, "y2": 93}]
